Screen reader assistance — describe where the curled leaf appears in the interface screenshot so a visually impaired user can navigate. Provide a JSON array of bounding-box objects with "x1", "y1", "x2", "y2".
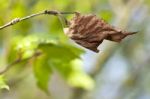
[{"x1": 64, "y1": 12, "x2": 136, "y2": 52}]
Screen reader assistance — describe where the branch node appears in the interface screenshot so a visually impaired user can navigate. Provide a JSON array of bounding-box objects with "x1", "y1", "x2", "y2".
[
  {"x1": 10, "y1": 18, "x2": 20, "y2": 25},
  {"x1": 44, "y1": 10, "x2": 58, "y2": 15}
]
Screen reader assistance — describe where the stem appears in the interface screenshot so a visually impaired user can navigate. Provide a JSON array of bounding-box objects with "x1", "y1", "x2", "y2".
[
  {"x1": 0, "y1": 10, "x2": 75, "y2": 30},
  {"x1": 0, "y1": 51, "x2": 41, "y2": 75},
  {"x1": 0, "y1": 10, "x2": 76, "y2": 74}
]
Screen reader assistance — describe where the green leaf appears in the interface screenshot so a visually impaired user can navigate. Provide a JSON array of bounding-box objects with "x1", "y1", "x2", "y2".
[
  {"x1": 0, "y1": 75, "x2": 9, "y2": 90},
  {"x1": 33, "y1": 54, "x2": 52, "y2": 93},
  {"x1": 10, "y1": 34, "x2": 86, "y2": 92},
  {"x1": 37, "y1": 42, "x2": 94, "y2": 90},
  {"x1": 49, "y1": 58, "x2": 94, "y2": 90},
  {"x1": 99, "y1": 10, "x2": 114, "y2": 22},
  {"x1": 15, "y1": 35, "x2": 39, "y2": 59},
  {"x1": 38, "y1": 43, "x2": 84, "y2": 62},
  {"x1": 68, "y1": 72, "x2": 94, "y2": 90},
  {"x1": 11, "y1": 35, "x2": 58, "y2": 60},
  {"x1": 67, "y1": 59, "x2": 95, "y2": 90}
]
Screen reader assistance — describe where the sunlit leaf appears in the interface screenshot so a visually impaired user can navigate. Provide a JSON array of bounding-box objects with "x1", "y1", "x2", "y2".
[
  {"x1": 48, "y1": 58, "x2": 94, "y2": 90},
  {"x1": 0, "y1": 75, "x2": 9, "y2": 90},
  {"x1": 10, "y1": 35, "x2": 58, "y2": 59},
  {"x1": 99, "y1": 10, "x2": 114, "y2": 22},
  {"x1": 68, "y1": 72, "x2": 94, "y2": 90},
  {"x1": 38, "y1": 42, "x2": 84, "y2": 62},
  {"x1": 67, "y1": 59, "x2": 94, "y2": 90},
  {"x1": 37, "y1": 42, "x2": 93, "y2": 90}
]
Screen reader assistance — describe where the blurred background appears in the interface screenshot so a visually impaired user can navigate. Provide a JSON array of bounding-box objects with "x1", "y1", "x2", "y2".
[{"x1": 0, "y1": 0, "x2": 150, "y2": 99}]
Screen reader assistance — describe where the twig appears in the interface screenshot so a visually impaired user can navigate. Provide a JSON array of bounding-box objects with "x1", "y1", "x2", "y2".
[
  {"x1": 0, "y1": 51, "x2": 41, "y2": 75},
  {"x1": 0, "y1": 10, "x2": 75, "y2": 30},
  {"x1": 0, "y1": 10, "x2": 76, "y2": 73}
]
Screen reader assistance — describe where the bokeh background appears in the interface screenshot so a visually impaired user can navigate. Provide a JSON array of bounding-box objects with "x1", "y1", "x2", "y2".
[{"x1": 0, "y1": 0, "x2": 150, "y2": 99}]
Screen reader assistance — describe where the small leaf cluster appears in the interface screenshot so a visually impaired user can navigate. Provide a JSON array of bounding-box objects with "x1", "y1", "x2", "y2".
[{"x1": 5, "y1": 34, "x2": 94, "y2": 93}]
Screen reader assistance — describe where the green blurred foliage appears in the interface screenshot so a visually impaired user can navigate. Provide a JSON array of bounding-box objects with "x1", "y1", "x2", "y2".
[
  {"x1": 0, "y1": 75, "x2": 9, "y2": 90},
  {"x1": 6, "y1": 33, "x2": 91, "y2": 93}
]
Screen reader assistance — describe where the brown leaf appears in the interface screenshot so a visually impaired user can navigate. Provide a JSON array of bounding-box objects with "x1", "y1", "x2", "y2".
[{"x1": 64, "y1": 12, "x2": 136, "y2": 53}]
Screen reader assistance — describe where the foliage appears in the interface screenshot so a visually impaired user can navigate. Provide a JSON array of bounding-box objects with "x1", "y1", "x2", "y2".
[
  {"x1": 0, "y1": 75, "x2": 9, "y2": 90},
  {"x1": 6, "y1": 34, "x2": 94, "y2": 93}
]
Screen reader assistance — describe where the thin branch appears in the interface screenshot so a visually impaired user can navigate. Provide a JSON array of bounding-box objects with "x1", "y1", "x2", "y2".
[
  {"x1": 0, "y1": 10, "x2": 75, "y2": 30},
  {"x1": 0, "y1": 51, "x2": 41, "y2": 75},
  {"x1": 0, "y1": 10, "x2": 76, "y2": 73}
]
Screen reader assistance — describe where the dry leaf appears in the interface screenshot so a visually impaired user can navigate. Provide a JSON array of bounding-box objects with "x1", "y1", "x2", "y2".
[{"x1": 64, "y1": 12, "x2": 136, "y2": 53}]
